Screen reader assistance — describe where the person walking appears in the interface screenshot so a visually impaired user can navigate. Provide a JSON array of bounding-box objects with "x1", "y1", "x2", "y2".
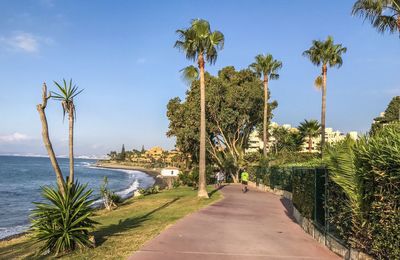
[
  {"x1": 241, "y1": 169, "x2": 249, "y2": 193},
  {"x1": 215, "y1": 170, "x2": 224, "y2": 188}
]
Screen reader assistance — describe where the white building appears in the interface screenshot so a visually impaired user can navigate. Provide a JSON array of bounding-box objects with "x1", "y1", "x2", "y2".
[
  {"x1": 161, "y1": 168, "x2": 180, "y2": 177},
  {"x1": 246, "y1": 123, "x2": 358, "y2": 154}
]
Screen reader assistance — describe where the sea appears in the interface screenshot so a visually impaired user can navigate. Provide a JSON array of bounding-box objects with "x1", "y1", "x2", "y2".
[{"x1": 0, "y1": 155, "x2": 155, "y2": 239}]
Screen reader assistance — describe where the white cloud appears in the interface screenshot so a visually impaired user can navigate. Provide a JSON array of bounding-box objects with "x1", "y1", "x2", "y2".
[
  {"x1": 0, "y1": 32, "x2": 52, "y2": 53},
  {"x1": 0, "y1": 132, "x2": 31, "y2": 143}
]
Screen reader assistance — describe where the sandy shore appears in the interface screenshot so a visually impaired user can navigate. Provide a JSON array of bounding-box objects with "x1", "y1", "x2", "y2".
[{"x1": 95, "y1": 162, "x2": 166, "y2": 188}]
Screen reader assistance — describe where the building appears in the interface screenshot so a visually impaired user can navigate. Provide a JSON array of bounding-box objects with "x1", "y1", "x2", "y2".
[
  {"x1": 145, "y1": 146, "x2": 164, "y2": 160},
  {"x1": 246, "y1": 123, "x2": 358, "y2": 154}
]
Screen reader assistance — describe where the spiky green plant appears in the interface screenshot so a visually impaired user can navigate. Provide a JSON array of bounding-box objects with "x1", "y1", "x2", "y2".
[{"x1": 30, "y1": 182, "x2": 97, "y2": 256}]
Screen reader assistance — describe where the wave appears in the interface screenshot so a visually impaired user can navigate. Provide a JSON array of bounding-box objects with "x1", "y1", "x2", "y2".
[
  {"x1": 0, "y1": 225, "x2": 29, "y2": 240},
  {"x1": 84, "y1": 166, "x2": 155, "y2": 208},
  {"x1": 0, "y1": 163, "x2": 156, "y2": 240}
]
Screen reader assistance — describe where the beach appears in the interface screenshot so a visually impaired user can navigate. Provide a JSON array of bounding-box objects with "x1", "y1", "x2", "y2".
[{"x1": 95, "y1": 161, "x2": 167, "y2": 188}]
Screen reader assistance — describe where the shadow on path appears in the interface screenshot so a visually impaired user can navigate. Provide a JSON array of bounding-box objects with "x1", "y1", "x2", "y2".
[
  {"x1": 280, "y1": 197, "x2": 297, "y2": 223},
  {"x1": 95, "y1": 197, "x2": 180, "y2": 245}
]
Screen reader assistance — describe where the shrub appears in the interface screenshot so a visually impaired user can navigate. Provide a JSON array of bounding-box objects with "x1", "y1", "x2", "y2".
[
  {"x1": 326, "y1": 124, "x2": 400, "y2": 258},
  {"x1": 30, "y1": 182, "x2": 97, "y2": 256},
  {"x1": 138, "y1": 185, "x2": 160, "y2": 196},
  {"x1": 291, "y1": 168, "x2": 315, "y2": 219},
  {"x1": 352, "y1": 123, "x2": 400, "y2": 258},
  {"x1": 100, "y1": 176, "x2": 121, "y2": 210}
]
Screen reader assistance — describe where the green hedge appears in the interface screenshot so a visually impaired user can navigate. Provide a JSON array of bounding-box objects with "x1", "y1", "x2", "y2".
[{"x1": 291, "y1": 168, "x2": 315, "y2": 219}]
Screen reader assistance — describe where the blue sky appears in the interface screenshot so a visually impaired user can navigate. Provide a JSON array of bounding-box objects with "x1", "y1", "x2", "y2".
[{"x1": 0, "y1": 0, "x2": 398, "y2": 157}]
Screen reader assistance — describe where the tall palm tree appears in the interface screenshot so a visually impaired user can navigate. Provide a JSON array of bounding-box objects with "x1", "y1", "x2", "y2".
[
  {"x1": 51, "y1": 79, "x2": 83, "y2": 185},
  {"x1": 352, "y1": 0, "x2": 400, "y2": 35},
  {"x1": 249, "y1": 54, "x2": 282, "y2": 158},
  {"x1": 174, "y1": 19, "x2": 224, "y2": 198},
  {"x1": 298, "y1": 119, "x2": 321, "y2": 152},
  {"x1": 303, "y1": 36, "x2": 347, "y2": 156}
]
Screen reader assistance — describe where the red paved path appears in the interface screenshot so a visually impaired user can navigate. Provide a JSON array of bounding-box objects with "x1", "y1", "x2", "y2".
[{"x1": 129, "y1": 185, "x2": 339, "y2": 259}]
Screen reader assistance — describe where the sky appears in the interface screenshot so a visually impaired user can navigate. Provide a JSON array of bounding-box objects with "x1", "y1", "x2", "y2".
[{"x1": 0, "y1": 0, "x2": 399, "y2": 157}]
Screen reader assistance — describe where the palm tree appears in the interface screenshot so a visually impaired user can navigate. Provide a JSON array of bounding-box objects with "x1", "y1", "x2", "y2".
[
  {"x1": 249, "y1": 54, "x2": 282, "y2": 158},
  {"x1": 174, "y1": 19, "x2": 224, "y2": 198},
  {"x1": 303, "y1": 36, "x2": 347, "y2": 155},
  {"x1": 352, "y1": 0, "x2": 400, "y2": 35},
  {"x1": 51, "y1": 79, "x2": 83, "y2": 185},
  {"x1": 298, "y1": 119, "x2": 321, "y2": 152}
]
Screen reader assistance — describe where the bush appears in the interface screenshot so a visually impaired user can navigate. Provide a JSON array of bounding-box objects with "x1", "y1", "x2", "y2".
[
  {"x1": 178, "y1": 166, "x2": 216, "y2": 187},
  {"x1": 30, "y1": 182, "x2": 97, "y2": 256},
  {"x1": 352, "y1": 123, "x2": 400, "y2": 258},
  {"x1": 291, "y1": 168, "x2": 315, "y2": 219},
  {"x1": 326, "y1": 124, "x2": 400, "y2": 258},
  {"x1": 138, "y1": 185, "x2": 160, "y2": 196},
  {"x1": 100, "y1": 176, "x2": 121, "y2": 210}
]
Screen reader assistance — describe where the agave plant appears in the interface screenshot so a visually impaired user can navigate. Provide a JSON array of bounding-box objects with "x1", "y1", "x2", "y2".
[{"x1": 30, "y1": 182, "x2": 97, "y2": 256}]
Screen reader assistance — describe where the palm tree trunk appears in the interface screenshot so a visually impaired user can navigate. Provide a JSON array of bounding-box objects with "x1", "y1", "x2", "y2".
[
  {"x1": 37, "y1": 83, "x2": 66, "y2": 195},
  {"x1": 321, "y1": 65, "x2": 327, "y2": 156},
  {"x1": 308, "y1": 135, "x2": 312, "y2": 152},
  {"x1": 263, "y1": 75, "x2": 269, "y2": 157},
  {"x1": 68, "y1": 106, "x2": 74, "y2": 184},
  {"x1": 198, "y1": 53, "x2": 209, "y2": 198}
]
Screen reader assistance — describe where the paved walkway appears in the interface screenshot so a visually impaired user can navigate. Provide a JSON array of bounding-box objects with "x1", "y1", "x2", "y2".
[{"x1": 129, "y1": 185, "x2": 339, "y2": 260}]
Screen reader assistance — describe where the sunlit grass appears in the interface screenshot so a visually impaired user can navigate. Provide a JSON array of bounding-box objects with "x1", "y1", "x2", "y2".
[{"x1": 0, "y1": 186, "x2": 222, "y2": 259}]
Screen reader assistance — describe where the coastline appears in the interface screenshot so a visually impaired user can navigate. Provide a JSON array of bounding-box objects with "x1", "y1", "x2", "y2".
[
  {"x1": 0, "y1": 162, "x2": 163, "y2": 242},
  {"x1": 95, "y1": 161, "x2": 166, "y2": 189}
]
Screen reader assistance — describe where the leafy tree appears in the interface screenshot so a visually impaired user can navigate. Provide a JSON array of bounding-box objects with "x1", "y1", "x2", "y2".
[
  {"x1": 352, "y1": 0, "x2": 400, "y2": 36},
  {"x1": 303, "y1": 36, "x2": 347, "y2": 155},
  {"x1": 371, "y1": 96, "x2": 400, "y2": 133},
  {"x1": 271, "y1": 126, "x2": 303, "y2": 154},
  {"x1": 298, "y1": 119, "x2": 321, "y2": 152},
  {"x1": 174, "y1": 19, "x2": 224, "y2": 198},
  {"x1": 107, "y1": 151, "x2": 117, "y2": 160},
  {"x1": 119, "y1": 144, "x2": 126, "y2": 161},
  {"x1": 141, "y1": 145, "x2": 145, "y2": 153},
  {"x1": 167, "y1": 67, "x2": 275, "y2": 182},
  {"x1": 249, "y1": 54, "x2": 282, "y2": 157},
  {"x1": 51, "y1": 79, "x2": 83, "y2": 185}
]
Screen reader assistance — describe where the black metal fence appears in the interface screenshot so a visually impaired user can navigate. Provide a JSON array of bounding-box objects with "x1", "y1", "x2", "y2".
[{"x1": 252, "y1": 166, "x2": 348, "y2": 246}]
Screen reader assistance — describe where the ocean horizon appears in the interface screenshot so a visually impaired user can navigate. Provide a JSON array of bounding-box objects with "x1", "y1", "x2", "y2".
[{"x1": 0, "y1": 155, "x2": 154, "y2": 239}]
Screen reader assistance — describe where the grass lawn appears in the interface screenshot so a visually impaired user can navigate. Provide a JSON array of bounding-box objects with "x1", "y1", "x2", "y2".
[{"x1": 0, "y1": 186, "x2": 222, "y2": 259}]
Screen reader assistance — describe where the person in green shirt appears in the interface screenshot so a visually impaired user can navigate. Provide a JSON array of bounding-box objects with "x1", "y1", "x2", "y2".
[{"x1": 241, "y1": 169, "x2": 249, "y2": 193}]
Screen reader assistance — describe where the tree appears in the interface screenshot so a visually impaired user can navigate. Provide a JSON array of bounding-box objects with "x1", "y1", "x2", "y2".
[
  {"x1": 174, "y1": 19, "x2": 224, "y2": 198},
  {"x1": 249, "y1": 54, "x2": 282, "y2": 158},
  {"x1": 303, "y1": 36, "x2": 347, "y2": 155},
  {"x1": 119, "y1": 144, "x2": 126, "y2": 161},
  {"x1": 371, "y1": 96, "x2": 400, "y2": 133},
  {"x1": 141, "y1": 145, "x2": 145, "y2": 153},
  {"x1": 37, "y1": 83, "x2": 66, "y2": 195},
  {"x1": 51, "y1": 79, "x2": 83, "y2": 185},
  {"x1": 167, "y1": 67, "x2": 273, "y2": 182},
  {"x1": 271, "y1": 126, "x2": 303, "y2": 154},
  {"x1": 298, "y1": 119, "x2": 321, "y2": 152},
  {"x1": 352, "y1": 0, "x2": 400, "y2": 36}
]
